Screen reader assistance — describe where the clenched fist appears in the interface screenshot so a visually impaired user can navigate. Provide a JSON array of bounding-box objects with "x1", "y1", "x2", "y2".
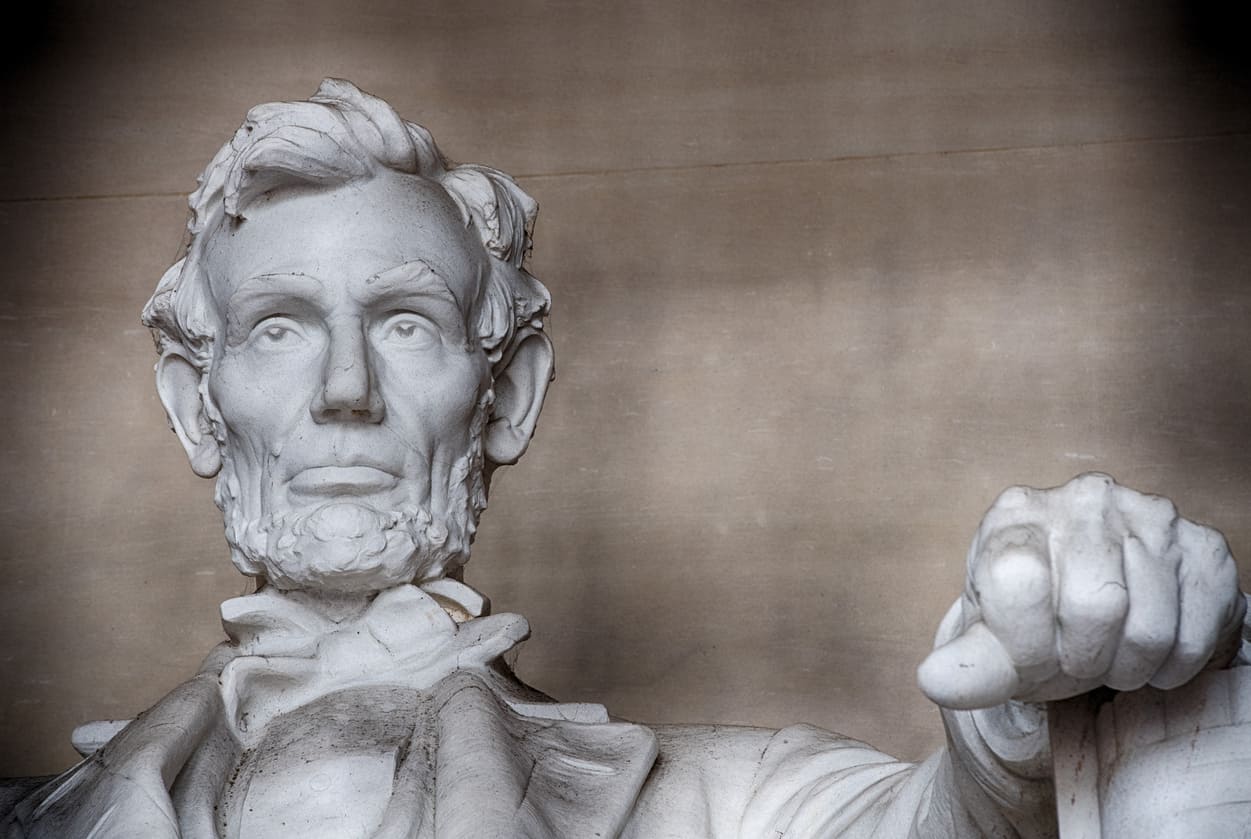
[{"x1": 918, "y1": 473, "x2": 1245, "y2": 710}]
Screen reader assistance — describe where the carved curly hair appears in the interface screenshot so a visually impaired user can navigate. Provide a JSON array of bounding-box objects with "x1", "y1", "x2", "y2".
[{"x1": 141, "y1": 78, "x2": 550, "y2": 373}]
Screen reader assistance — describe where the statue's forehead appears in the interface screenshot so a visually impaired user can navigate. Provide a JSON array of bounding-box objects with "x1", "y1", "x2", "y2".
[{"x1": 202, "y1": 172, "x2": 486, "y2": 312}]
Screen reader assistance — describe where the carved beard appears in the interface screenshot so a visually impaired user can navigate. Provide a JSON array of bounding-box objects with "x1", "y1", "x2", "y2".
[{"x1": 208, "y1": 393, "x2": 491, "y2": 593}]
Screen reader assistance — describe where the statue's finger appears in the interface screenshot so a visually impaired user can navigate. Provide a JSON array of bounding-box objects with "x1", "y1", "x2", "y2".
[
  {"x1": 1054, "y1": 507, "x2": 1129, "y2": 680},
  {"x1": 973, "y1": 524, "x2": 1055, "y2": 680},
  {"x1": 917, "y1": 621, "x2": 1020, "y2": 710},
  {"x1": 1113, "y1": 485, "x2": 1178, "y2": 557},
  {"x1": 1152, "y1": 520, "x2": 1239, "y2": 689},
  {"x1": 1105, "y1": 533, "x2": 1179, "y2": 691}
]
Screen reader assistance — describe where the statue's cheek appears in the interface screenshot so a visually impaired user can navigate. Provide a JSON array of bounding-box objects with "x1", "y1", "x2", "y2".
[
  {"x1": 213, "y1": 345, "x2": 320, "y2": 412},
  {"x1": 374, "y1": 346, "x2": 487, "y2": 428}
]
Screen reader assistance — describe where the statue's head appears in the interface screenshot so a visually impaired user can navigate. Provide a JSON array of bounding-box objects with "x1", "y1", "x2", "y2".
[{"x1": 142, "y1": 79, "x2": 554, "y2": 594}]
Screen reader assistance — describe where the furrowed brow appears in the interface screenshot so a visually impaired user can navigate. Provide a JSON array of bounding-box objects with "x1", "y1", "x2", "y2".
[
  {"x1": 223, "y1": 273, "x2": 327, "y2": 343},
  {"x1": 360, "y1": 261, "x2": 458, "y2": 303},
  {"x1": 357, "y1": 261, "x2": 469, "y2": 336}
]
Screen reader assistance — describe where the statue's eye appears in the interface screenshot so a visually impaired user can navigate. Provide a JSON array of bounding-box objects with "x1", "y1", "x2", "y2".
[
  {"x1": 381, "y1": 314, "x2": 437, "y2": 348},
  {"x1": 249, "y1": 317, "x2": 305, "y2": 349}
]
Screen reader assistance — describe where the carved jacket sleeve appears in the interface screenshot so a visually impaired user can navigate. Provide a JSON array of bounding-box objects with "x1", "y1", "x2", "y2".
[
  {"x1": 626, "y1": 721, "x2": 1042, "y2": 839},
  {"x1": 1, "y1": 672, "x2": 224, "y2": 839},
  {"x1": 737, "y1": 720, "x2": 1050, "y2": 839}
]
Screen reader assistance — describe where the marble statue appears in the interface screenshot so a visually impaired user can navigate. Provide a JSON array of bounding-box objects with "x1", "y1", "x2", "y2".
[{"x1": 3, "y1": 79, "x2": 1248, "y2": 839}]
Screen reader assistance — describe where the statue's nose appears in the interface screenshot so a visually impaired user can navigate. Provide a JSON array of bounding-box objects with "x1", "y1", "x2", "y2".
[{"x1": 310, "y1": 322, "x2": 385, "y2": 423}]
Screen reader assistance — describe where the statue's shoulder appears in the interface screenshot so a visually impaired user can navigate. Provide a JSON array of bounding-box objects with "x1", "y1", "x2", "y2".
[{"x1": 2, "y1": 672, "x2": 224, "y2": 838}]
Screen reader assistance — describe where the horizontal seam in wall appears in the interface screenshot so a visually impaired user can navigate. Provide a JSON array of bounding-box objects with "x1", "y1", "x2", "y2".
[
  {"x1": 514, "y1": 130, "x2": 1251, "y2": 182},
  {"x1": 2, "y1": 129, "x2": 1249, "y2": 205}
]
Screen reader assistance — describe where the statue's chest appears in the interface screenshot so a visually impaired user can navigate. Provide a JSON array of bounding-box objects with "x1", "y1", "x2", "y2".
[{"x1": 217, "y1": 686, "x2": 431, "y2": 839}]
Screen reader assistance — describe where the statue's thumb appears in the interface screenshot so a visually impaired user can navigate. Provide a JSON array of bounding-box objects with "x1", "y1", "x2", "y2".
[{"x1": 917, "y1": 621, "x2": 1020, "y2": 710}]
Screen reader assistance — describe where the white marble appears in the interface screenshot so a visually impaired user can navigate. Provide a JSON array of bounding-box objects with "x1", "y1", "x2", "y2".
[
  {"x1": 919, "y1": 473, "x2": 1245, "y2": 709},
  {"x1": 3, "y1": 80, "x2": 1247, "y2": 839}
]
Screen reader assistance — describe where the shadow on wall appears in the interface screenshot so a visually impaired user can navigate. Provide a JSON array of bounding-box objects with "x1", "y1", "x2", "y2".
[
  {"x1": 1177, "y1": 1, "x2": 1251, "y2": 80},
  {"x1": 1151, "y1": 0, "x2": 1251, "y2": 529}
]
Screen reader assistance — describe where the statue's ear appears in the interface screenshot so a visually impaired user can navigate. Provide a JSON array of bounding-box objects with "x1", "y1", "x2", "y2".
[
  {"x1": 484, "y1": 329, "x2": 554, "y2": 465},
  {"x1": 155, "y1": 350, "x2": 222, "y2": 478}
]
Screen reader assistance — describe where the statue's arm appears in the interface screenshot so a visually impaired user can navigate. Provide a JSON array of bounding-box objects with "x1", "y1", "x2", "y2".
[
  {"x1": 917, "y1": 474, "x2": 1247, "y2": 839},
  {"x1": 630, "y1": 719, "x2": 1026, "y2": 838},
  {"x1": 726, "y1": 703, "x2": 1053, "y2": 838},
  {"x1": 631, "y1": 475, "x2": 1247, "y2": 839}
]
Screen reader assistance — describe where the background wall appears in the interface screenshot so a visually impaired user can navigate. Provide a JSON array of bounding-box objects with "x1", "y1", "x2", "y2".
[{"x1": 2, "y1": 0, "x2": 1250, "y2": 775}]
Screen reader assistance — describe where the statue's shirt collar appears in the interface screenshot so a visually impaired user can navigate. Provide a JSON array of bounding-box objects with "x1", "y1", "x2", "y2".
[{"x1": 218, "y1": 582, "x2": 530, "y2": 744}]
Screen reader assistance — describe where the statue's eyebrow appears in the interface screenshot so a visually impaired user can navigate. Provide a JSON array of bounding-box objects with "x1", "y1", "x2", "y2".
[
  {"x1": 354, "y1": 260, "x2": 470, "y2": 337},
  {"x1": 356, "y1": 260, "x2": 463, "y2": 310},
  {"x1": 228, "y1": 271, "x2": 327, "y2": 307},
  {"x1": 223, "y1": 272, "x2": 328, "y2": 342}
]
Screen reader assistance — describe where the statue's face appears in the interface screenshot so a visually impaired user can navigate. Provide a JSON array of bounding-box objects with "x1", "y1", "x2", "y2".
[{"x1": 199, "y1": 171, "x2": 494, "y2": 591}]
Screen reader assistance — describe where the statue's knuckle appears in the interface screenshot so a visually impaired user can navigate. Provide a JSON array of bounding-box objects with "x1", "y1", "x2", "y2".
[
  {"x1": 1178, "y1": 519, "x2": 1232, "y2": 567},
  {"x1": 1156, "y1": 497, "x2": 1179, "y2": 525},
  {"x1": 1055, "y1": 474, "x2": 1114, "y2": 520},
  {"x1": 1070, "y1": 472, "x2": 1115, "y2": 497},
  {"x1": 1210, "y1": 534, "x2": 1235, "y2": 569},
  {"x1": 1063, "y1": 584, "x2": 1129, "y2": 622},
  {"x1": 1124, "y1": 493, "x2": 1178, "y2": 538},
  {"x1": 990, "y1": 486, "x2": 1034, "y2": 516},
  {"x1": 1206, "y1": 546, "x2": 1238, "y2": 582}
]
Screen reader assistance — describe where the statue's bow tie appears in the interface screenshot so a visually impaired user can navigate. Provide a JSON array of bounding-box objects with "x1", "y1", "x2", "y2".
[{"x1": 217, "y1": 582, "x2": 533, "y2": 745}]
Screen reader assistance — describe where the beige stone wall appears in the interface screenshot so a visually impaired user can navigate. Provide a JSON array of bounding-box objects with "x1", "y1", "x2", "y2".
[{"x1": 2, "y1": 1, "x2": 1249, "y2": 775}]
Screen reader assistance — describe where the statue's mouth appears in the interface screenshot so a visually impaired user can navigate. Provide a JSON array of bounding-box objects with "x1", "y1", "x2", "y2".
[{"x1": 287, "y1": 466, "x2": 400, "y2": 497}]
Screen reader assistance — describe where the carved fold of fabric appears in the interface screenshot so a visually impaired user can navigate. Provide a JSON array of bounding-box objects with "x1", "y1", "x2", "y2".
[
  {"x1": 2, "y1": 674, "x2": 224, "y2": 839},
  {"x1": 737, "y1": 724, "x2": 922, "y2": 839},
  {"x1": 6, "y1": 581, "x2": 660, "y2": 839},
  {"x1": 424, "y1": 671, "x2": 658, "y2": 839},
  {"x1": 218, "y1": 584, "x2": 531, "y2": 746}
]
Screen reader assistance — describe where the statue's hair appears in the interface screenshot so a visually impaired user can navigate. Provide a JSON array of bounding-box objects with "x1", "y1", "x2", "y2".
[{"x1": 141, "y1": 79, "x2": 550, "y2": 371}]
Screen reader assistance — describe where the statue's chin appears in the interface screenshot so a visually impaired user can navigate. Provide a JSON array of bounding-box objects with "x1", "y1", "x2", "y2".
[{"x1": 226, "y1": 500, "x2": 466, "y2": 593}]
